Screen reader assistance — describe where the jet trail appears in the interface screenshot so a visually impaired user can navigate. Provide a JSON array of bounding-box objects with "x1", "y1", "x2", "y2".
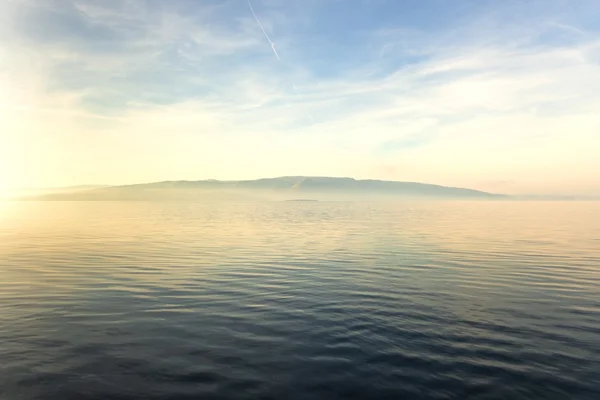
[
  {"x1": 248, "y1": 0, "x2": 280, "y2": 60},
  {"x1": 247, "y1": 0, "x2": 314, "y2": 124}
]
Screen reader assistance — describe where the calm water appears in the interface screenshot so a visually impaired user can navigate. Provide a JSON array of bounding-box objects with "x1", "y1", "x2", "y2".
[{"x1": 1, "y1": 201, "x2": 599, "y2": 400}]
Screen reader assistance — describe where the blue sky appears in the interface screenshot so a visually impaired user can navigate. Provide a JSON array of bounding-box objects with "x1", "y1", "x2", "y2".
[{"x1": 1, "y1": 0, "x2": 599, "y2": 195}]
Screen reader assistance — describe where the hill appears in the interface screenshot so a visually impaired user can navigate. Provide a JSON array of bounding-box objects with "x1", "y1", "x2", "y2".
[{"x1": 21, "y1": 177, "x2": 503, "y2": 201}]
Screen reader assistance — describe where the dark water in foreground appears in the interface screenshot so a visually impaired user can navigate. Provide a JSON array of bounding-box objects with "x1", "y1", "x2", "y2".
[{"x1": 1, "y1": 201, "x2": 599, "y2": 400}]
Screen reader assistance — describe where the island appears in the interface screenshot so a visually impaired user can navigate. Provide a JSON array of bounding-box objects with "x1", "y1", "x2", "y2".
[{"x1": 19, "y1": 176, "x2": 504, "y2": 201}]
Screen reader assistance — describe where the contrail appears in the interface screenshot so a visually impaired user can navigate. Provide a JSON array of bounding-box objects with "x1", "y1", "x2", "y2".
[
  {"x1": 248, "y1": 0, "x2": 280, "y2": 60},
  {"x1": 247, "y1": 0, "x2": 314, "y2": 124}
]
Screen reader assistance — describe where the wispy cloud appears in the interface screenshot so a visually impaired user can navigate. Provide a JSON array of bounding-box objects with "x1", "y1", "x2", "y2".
[{"x1": 1, "y1": 0, "x2": 599, "y2": 194}]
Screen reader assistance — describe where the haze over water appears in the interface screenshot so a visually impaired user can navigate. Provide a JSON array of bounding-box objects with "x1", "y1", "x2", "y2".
[{"x1": 1, "y1": 201, "x2": 599, "y2": 399}]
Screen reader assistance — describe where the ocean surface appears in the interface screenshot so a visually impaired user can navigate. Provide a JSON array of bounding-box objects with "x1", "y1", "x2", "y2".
[{"x1": 1, "y1": 201, "x2": 599, "y2": 400}]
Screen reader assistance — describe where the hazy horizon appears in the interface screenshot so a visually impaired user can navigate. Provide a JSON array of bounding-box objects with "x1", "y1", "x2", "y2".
[
  {"x1": 3, "y1": 176, "x2": 600, "y2": 202},
  {"x1": 3, "y1": 175, "x2": 600, "y2": 200}
]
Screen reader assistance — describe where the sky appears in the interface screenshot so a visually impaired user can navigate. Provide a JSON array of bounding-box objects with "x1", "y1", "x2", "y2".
[{"x1": 1, "y1": 0, "x2": 599, "y2": 195}]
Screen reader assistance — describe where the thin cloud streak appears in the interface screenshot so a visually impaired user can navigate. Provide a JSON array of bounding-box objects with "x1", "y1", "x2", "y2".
[
  {"x1": 0, "y1": 104, "x2": 121, "y2": 120},
  {"x1": 247, "y1": 0, "x2": 315, "y2": 125},
  {"x1": 248, "y1": 0, "x2": 281, "y2": 61}
]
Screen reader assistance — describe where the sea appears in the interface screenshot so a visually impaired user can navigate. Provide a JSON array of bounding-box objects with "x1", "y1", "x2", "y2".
[{"x1": 0, "y1": 201, "x2": 599, "y2": 400}]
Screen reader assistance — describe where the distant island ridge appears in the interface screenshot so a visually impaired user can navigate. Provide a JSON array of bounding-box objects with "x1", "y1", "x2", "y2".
[{"x1": 17, "y1": 176, "x2": 507, "y2": 201}]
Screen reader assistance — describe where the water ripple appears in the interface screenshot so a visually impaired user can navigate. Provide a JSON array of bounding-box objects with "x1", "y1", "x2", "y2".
[{"x1": 1, "y1": 201, "x2": 599, "y2": 399}]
